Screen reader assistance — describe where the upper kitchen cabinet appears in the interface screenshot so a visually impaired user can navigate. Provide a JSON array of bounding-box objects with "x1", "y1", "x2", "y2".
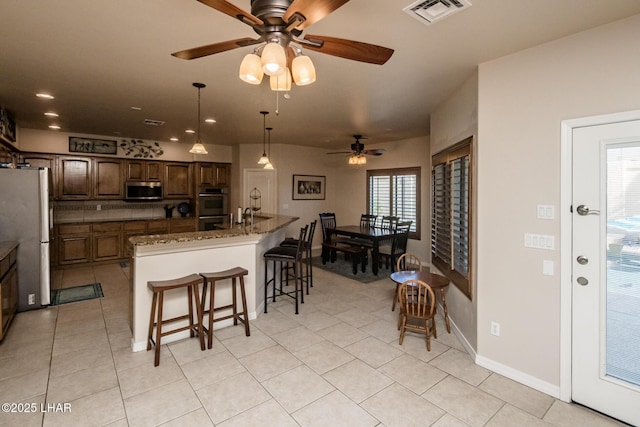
[
  {"x1": 125, "y1": 160, "x2": 163, "y2": 183},
  {"x1": 21, "y1": 153, "x2": 57, "y2": 197},
  {"x1": 93, "y1": 158, "x2": 124, "y2": 199},
  {"x1": 57, "y1": 156, "x2": 124, "y2": 200},
  {"x1": 215, "y1": 163, "x2": 230, "y2": 187},
  {"x1": 195, "y1": 162, "x2": 230, "y2": 187},
  {"x1": 164, "y1": 162, "x2": 193, "y2": 198},
  {"x1": 57, "y1": 156, "x2": 92, "y2": 199}
]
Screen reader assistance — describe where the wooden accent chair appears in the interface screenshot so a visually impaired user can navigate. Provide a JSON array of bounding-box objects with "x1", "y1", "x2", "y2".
[{"x1": 398, "y1": 279, "x2": 437, "y2": 351}]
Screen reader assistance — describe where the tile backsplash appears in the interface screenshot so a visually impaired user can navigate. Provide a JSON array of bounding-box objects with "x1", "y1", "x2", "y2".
[{"x1": 53, "y1": 200, "x2": 192, "y2": 223}]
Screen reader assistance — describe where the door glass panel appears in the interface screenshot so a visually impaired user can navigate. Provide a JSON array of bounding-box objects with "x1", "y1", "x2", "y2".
[{"x1": 606, "y1": 143, "x2": 640, "y2": 387}]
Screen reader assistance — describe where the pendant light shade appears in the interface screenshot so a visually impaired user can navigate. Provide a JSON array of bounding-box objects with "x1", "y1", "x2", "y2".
[
  {"x1": 189, "y1": 82, "x2": 208, "y2": 155},
  {"x1": 292, "y1": 55, "x2": 316, "y2": 86},
  {"x1": 261, "y1": 42, "x2": 286, "y2": 76},
  {"x1": 239, "y1": 53, "x2": 264, "y2": 84},
  {"x1": 269, "y1": 67, "x2": 292, "y2": 91}
]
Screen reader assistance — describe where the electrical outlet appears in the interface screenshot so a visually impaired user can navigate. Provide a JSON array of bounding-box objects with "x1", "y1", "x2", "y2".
[
  {"x1": 28, "y1": 294, "x2": 35, "y2": 305},
  {"x1": 490, "y1": 321, "x2": 500, "y2": 336}
]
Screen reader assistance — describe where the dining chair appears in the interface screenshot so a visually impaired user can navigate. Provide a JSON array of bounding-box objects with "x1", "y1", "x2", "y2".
[
  {"x1": 398, "y1": 279, "x2": 437, "y2": 351},
  {"x1": 318, "y1": 213, "x2": 368, "y2": 273},
  {"x1": 391, "y1": 252, "x2": 422, "y2": 311},
  {"x1": 379, "y1": 220, "x2": 412, "y2": 271}
]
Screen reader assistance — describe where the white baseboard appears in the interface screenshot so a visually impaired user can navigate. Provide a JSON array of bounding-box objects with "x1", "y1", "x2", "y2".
[{"x1": 475, "y1": 354, "x2": 561, "y2": 398}]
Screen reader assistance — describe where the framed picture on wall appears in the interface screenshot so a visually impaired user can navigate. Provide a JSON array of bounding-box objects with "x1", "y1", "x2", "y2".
[
  {"x1": 69, "y1": 137, "x2": 117, "y2": 154},
  {"x1": 292, "y1": 174, "x2": 325, "y2": 200}
]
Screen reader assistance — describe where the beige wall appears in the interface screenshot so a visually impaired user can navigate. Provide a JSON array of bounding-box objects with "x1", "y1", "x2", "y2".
[
  {"x1": 17, "y1": 128, "x2": 232, "y2": 163},
  {"x1": 475, "y1": 14, "x2": 640, "y2": 394},
  {"x1": 430, "y1": 72, "x2": 479, "y2": 351},
  {"x1": 235, "y1": 137, "x2": 430, "y2": 259}
]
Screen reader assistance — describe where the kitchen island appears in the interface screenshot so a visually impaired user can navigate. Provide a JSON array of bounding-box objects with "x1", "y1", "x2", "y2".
[{"x1": 128, "y1": 214, "x2": 299, "y2": 352}]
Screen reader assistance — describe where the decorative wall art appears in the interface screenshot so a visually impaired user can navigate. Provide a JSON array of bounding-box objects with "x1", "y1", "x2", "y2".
[
  {"x1": 292, "y1": 174, "x2": 326, "y2": 200},
  {"x1": 69, "y1": 137, "x2": 117, "y2": 154},
  {"x1": 119, "y1": 139, "x2": 164, "y2": 158}
]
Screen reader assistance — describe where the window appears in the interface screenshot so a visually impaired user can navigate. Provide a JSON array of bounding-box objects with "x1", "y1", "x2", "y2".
[
  {"x1": 367, "y1": 167, "x2": 420, "y2": 239},
  {"x1": 432, "y1": 137, "x2": 472, "y2": 299}
]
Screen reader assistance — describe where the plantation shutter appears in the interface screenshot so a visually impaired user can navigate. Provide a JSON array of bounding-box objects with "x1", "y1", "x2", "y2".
[{"x1": 431, "y1": 137, "x2": 472, "y2": 299}]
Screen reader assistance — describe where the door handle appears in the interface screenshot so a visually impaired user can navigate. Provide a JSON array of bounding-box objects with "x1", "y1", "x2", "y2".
[
  {"x1": 576, "y1": 205, "x2": 600, "y2": 216},
  {"x1": 576, "y1": 255, "x2": 589, "y2": 265}
]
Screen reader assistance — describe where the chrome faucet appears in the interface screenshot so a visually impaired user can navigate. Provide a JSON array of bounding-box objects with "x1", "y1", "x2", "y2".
[{"x1": 243, "y1": 207, "x2": 253, "y2": 224}]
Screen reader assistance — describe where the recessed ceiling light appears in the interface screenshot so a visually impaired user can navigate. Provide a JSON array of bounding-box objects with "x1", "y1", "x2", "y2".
[
  {"x1": 170, "y1": 137, "x2": 179, "y2": 142},
  {"x1": 131, "y1": 106, "x2": 142, "y2": 111},
  {"x1": 36, "y1": 93, "x2": 54, "y2": 99},
  {"x1": 44, "y1": 112, "x2": 59, "y2": 117},
  {"x1": 185, "y1": 129, "x2": 195, "y2": 134},
  {"x1": 205, "y1": 118, "x2": 216, "y2": 123},
  {"x1": 48, "y1": 125, "x2": 61, "y2": 130}
]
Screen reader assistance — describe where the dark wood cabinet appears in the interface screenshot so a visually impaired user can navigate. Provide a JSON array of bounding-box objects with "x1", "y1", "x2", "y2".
[
  {"x1": 164, "y1": 162, "x2": 193, "y2": 198},
  {"x1": 57, "y1": 156, "x2": 92, "y2": 199},
  {"x1": 93, "y1": 158, "x2": 124, "y2": 199},
  {"x1": 57, "y1": 224, "x2": 92, "y2": 265},
  {"x1": 169, "y1": 218, "x2": 196, "y2": 233},
  {"x1": 0, "y1": 244, "x2": 18, "y2": 341},
  {"x1": 125, "y1": 160, "x2": 163, "y2": 182},
  {"x1": 195, "y1": 162, "x2": 230, "y2": 187},
  {"x1": 21, "y1": 153, "x2": 57, "y2": 198},
  {"x1": 215, "y1": 163, "x2": 230, "y2": 187},
  {"x1": 147, "y1": 219, "x2": 169, "y2": 235},
  {"x1": 92, "y1": 223, "x2": 122, "y2": 261}
]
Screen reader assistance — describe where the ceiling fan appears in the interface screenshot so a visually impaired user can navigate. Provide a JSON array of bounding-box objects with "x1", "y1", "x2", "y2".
[
  {"x1": 171, "y1": 0, "x2": 394, "y2": 66},
  {"x1": 327, "y1": 135, "x2": 385, "y2": 157}
]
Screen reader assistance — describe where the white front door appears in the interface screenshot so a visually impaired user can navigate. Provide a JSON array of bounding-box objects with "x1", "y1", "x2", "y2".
[{"x1": 572, "y1": 119, "x2": 640, "y2": 426}]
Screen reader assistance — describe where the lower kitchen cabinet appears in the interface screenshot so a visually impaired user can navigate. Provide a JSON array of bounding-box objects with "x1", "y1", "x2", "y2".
[
  {"x1": 0, "y1": 243, "x2": 18, "y2": 341},
  {"x1": 57, "y1": 224, "x2": 92, "y2": 265},
  {"x1": 92, "y1": 223, "x2": 122, "y2": 261},
  {"x1": 55, "y1": 218, "x2": 196, "y2": 267}
]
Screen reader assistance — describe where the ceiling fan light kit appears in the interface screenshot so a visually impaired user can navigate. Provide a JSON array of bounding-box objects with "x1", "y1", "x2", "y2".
[
  {"x1": 173, "y1": 0, "x2": 394, "y2": 92},
  {"x1": 270, "y1": 67, "x2": 292, "y2": 91},
  {"x1": 239, "y1": 53, "x2": 264, "y2": 84},
  {"x1": 261, "y1": 41, "x2": 287, "y2": 76}
]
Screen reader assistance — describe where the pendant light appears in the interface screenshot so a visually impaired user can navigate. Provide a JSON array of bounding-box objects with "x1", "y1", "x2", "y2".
[
  {"x1": 257, "y1": 111, "x2": 269, "y2": 165},
  {"x1": 264, "y1": 127, "x2": 274, "y2": 169},
  {"x1": 189, "y1": 82, "x2": 208, "y2": 154}
]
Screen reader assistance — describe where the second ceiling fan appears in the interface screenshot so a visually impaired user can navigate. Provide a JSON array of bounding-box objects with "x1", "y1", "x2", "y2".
[{"x1": 171, "y1": 0, "x2": 395, "y2": 67}]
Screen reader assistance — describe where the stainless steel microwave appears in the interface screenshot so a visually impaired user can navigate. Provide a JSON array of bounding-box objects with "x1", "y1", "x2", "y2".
[{"x1": 125, "y1": 181, "x2": 163, "y2": 200}]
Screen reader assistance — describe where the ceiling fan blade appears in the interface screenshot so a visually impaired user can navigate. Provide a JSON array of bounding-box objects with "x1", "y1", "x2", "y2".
[
  {"x1": 284, "y1": 0, "x2": 350, "y2": 30},
  {"x1": 364, "y1": 149, "x2": 385, "y2": 156},
  {"x1": 303, "y1": 35, "x2": 394, "y2": 65},
  {"x1": 171, "y1": 38, "x2": 258, "y2": 60},
  {"x1": 197, "y1": 0, "x2": 263, "y2": 26},
  {"x1": 326, "y1": 151, "x2": 352, "y2": 155}
]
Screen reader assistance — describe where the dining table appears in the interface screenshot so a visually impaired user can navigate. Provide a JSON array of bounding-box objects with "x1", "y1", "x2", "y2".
[
  {"x1": 390, "y1": 270, "x2": 452, "y2": 333},
  {"x1": 327, "y1": 225, "x2": 395, "y2": 275}
]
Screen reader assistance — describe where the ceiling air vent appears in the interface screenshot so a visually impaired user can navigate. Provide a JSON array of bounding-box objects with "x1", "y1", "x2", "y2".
[
  {"x1": 403, "y1": 0, "x2": 471, "y2": 26},
  {"x1": 144, "y1": 119, "x2": 165, "y2": 126}
]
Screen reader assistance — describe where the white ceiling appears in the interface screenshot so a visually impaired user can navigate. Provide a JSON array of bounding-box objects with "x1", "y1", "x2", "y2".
[{"x1": 1, "y1": 0, "x2": 640, "y2": 151}]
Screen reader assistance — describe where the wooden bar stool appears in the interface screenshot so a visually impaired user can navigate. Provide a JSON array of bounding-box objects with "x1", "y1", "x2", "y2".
[
  {"x1": 147, "y1": 273, "x2": 205, "y2": 366},
  {"x1": 199, "y1": 267, "x2": 250, "y2": 349}
]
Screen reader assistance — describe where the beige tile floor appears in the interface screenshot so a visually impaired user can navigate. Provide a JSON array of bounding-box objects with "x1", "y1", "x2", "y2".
[{"x1": 0, "y1": 262, "x2": 627, "y2": 427}]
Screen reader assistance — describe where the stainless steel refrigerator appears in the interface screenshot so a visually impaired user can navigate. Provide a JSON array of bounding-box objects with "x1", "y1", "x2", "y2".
[{"x1": 0, "y1": 167, "x2": 51, "y2": 310}]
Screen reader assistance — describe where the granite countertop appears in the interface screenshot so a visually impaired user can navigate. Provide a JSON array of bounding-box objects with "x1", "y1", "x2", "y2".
[
  {"x1": 0, "y1": 241, "x2": 18, "y2": 260},
  {"x1": 55, "y1": 216, "x2": 195, "y2": 225},
  {"x1": 129, "y1": 214, "x2": 299, "y2": 247}
]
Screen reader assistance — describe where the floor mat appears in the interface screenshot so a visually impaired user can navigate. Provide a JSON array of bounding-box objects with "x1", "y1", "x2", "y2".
[
  {"x1": 50, "y1": 283, "x2": 104, "y2": 306},
  {"x1": 311, "y1": 256, "x2": 390, "y2": 283}
]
